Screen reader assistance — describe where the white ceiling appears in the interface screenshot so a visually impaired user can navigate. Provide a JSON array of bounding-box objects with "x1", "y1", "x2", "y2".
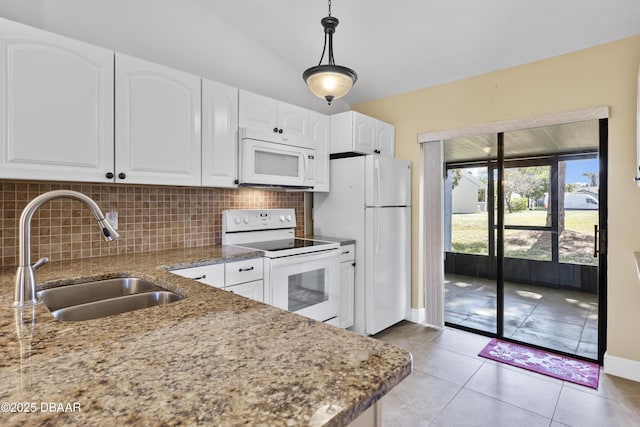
[{"x1": 195, "y1": 0, "x2": 640, "y2": 110}]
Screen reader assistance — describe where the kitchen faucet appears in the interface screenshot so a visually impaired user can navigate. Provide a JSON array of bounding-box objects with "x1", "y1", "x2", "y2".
[{"x1": 14, "y1": 190, "x2": 120, "y2": 308}]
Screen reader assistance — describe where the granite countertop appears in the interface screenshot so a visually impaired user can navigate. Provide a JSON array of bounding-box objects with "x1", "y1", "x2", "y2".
[
  {"x1": 305, "y1": 236, "x2": 356, "y2": 246},
  {"x1": 0, "y1": 245, "x2": 412, "y2": 426}
]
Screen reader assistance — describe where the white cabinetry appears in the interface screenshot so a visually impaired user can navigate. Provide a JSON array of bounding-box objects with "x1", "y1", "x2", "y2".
[
  {"x1": 170, "y1": 263, "x2": 225, "y2": 288},
  {"x1": 226, "y1": 280, "x2": 264, "y2": 301},
  {"x1": 330, "y1": 111, "x2": 395, "y2": 157},
  {"x1": 309, "y1": 111, "x2": 331, "y2": 192},
  {"x1": 115, "y1": 53, "x2": 201, "y2": 186},
  {"x1": 0, "y1": 17, "x2": 114, "y2": 182},
  {"x1": 239, "y1": 90, "x2": 311, "y2": 148},
  {"x1": 339, "y1": 244, "x2": 355, "y2": 329},
  {"x1": 376, "y1": 120, "x2": 395, "y2": 157},
  {"x1": 170, "y1": 257, "x2": 264, "y2": 303},
  {"x1": 202, "y1": 79, "x2": 239, "y2": 187},
  {"x1": 225, "y1": 258, "x2": 264, "y2": 302}
]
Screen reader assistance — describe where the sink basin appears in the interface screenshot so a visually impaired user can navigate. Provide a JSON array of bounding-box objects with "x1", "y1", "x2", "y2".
[{"x1": 37, "y1": 277, "x2": 184, "y2": 321}]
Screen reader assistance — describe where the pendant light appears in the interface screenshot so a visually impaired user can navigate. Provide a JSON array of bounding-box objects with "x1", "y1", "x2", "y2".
[{"x1": 303, "y1": 0, "x2": 357, "y2": 105}]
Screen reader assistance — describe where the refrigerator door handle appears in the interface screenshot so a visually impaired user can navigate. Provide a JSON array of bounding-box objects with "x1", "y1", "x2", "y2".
[
  {"x1": 375, "y1": 208, "x2": 381, "y2": 254},
  {"x1": 375, "y1": 157, "x2": 381, "y2": 206}
]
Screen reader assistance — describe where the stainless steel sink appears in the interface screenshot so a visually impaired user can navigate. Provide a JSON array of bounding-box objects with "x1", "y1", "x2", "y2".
[{"x1": 37, "y1": 277, "x2": 184, "y2": 321}]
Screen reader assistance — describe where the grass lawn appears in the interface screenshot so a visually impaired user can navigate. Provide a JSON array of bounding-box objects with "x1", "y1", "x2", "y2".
[{"x1": 451, "y1": 209, "x2": 598, "y2": 265}]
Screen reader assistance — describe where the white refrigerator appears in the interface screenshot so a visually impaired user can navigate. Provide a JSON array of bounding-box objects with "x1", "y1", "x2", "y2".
[{"x1": 313, "y1": 155, "x2": 411, "y2": 335}]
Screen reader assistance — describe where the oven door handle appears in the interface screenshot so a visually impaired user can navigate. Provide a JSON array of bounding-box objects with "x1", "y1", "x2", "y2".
[{"x1": 267, "y1": 249, "x2": 339, "y2": 267}]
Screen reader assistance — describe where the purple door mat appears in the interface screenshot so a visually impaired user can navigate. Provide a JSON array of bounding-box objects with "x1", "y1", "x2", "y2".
[{"x1": 478, "y1": 338, "x2": 600, "y2": 389}]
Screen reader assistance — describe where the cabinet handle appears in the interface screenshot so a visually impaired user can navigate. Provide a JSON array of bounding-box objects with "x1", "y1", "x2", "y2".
[
  {"x1": 352, "y1": 262, "x2": 356, "y2": 267},
  {"x1": 191, "y1": 274, "x2": 207, "y2": 280},
  {"x1": 374, "y1": 149, "x2": 381, "y2": 154},
  {"x1": 273, "y1": 127, "x2": 279, "y2": 133},
  {"x1": 106, "y1": 172, "x2": 114, "y2": 179},
  {"x1": 234, "y1": 179, "x2": 239, "y2": 185},
  {"x1": 238, "y1": 266, "x2": 254, "y2": 272},
  {"x1": 118, "y1": 172, "x2": 126, "y2": 180},
  {"x1": 278, "y1": 129, "x2": 283, "y2": 134},
  {"x1": 342, "y1": 250, "x2": 351, "y2": 255}
]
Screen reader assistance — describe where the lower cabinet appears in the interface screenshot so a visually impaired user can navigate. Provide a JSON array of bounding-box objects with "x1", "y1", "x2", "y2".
[
  {"x1": 169, "y1": 263, "x2": 225, "y2": 288},
  {"x1": 169, "y1": 257, "x2": 264, "y2": 303},
  {"x1": 339, "y1": 244, "x2": 355, "y2": 329},
  {"x1": 226, "y1": 280, "x2": 264, "y2": 302}
]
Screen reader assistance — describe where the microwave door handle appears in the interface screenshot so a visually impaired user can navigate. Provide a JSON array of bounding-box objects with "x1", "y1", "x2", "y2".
[{"x1": 304, "y1": 154, "x2": 309, "y2": 182}]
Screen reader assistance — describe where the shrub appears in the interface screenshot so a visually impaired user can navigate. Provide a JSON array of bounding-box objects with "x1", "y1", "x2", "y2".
[{"x1": 511, "y1": 197, "x2": 528, "y2": 212}]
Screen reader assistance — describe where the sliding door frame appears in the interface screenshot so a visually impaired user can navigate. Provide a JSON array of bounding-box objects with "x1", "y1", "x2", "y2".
[{"x1": 418, "y1": 106, "x2": 609, "y2": 364}]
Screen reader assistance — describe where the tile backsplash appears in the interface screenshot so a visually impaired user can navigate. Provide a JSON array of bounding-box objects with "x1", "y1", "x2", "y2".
[{"x1": 1, "y1": 181, "x2": 304, "y2": 267}]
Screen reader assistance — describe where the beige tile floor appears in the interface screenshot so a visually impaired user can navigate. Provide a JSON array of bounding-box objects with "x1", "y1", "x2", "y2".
[
  {"x1": 374, "y1": 322, "x2": 640, "y2": 427},
  {"x1": 444, "y1": 274, "x2": 599, "y2": 360}
]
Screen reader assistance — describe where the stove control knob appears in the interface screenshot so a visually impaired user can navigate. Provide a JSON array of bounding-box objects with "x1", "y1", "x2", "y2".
[
  {"x1": 243, "y1": 216, "x2": 250, "y2": 224},
  {"x1": 286, "y1": 215, "x2": 293, "y2": 222},
  {"x1": 279, "y1": 215, "x2": 286, "y2": 222},
  {"x1": 234, "y1": 217, "x2": 241, "y2": 225}
]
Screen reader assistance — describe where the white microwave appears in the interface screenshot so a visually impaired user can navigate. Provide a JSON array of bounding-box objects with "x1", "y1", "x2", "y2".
[{"x1": 239, "y1": 129, "x2": 316, "y2": 189}]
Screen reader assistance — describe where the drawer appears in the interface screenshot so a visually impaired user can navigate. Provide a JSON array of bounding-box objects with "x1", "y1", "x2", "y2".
[
  {"x1": 225, "y1": 257, "x2": 263, "y2": 285},
  {"x1": 339, "y1": 244, "x2": 355, "y2": 262},
  {"x1": 170, "y1": 263, "x2": 225, "y2": 288},
  {"x1": 225, "y1": 279, "x2": 264, "y2": 303}
]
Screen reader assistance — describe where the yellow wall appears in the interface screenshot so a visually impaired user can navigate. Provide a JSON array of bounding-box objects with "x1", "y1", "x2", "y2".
[{"x1": 353, "y1": 35, "x2": 640, "y2": 363}]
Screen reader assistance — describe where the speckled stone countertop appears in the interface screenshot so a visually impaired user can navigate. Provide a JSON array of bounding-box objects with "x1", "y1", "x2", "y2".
[
  {"x1": 0, "y1": 245, "x2": 412, "y2": 426},
  {"x1": 305, "y1": 236, "x2": 356, "y2": 246}
]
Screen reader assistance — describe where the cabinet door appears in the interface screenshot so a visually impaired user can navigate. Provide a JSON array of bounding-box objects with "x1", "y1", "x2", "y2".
[
  {"x1": 115, "y1": 53, "x2": 201, "y2": 186},
  {"x1": 278, "y1": 101, "x2": 310, "y2": 148},
  {"x1": 169, "y1": 264, "x2": 225, "y2": 288},
  {"x1": 309, "y1": 111, "x2": 330, "y2": 192},
  {"x1": 339, "y1": 261, "x2": 355, "y2": 329},
  {"x1": 0, "y1": 18, "x2": 114, "y2": 182},
  {"x1": 376, "y1": 120, "x2": 395, "y2": 157},
  {"x1": 353, "y1": 112, "x2": 376, "y2": 154},
  {"x1": 226, "y1": 280, "x2": 264, "y2": 303},
  {"x1": 238, "y1": 90, "x2": 277, "y2": 131},
  {"x1": 202, "y1": 79, "x2": 238, "y2": 187}
]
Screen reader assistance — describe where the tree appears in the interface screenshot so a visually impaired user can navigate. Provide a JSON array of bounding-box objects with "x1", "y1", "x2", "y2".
[
  {"x1": 504, "y1": 166, "x2": 549, "y2": 213},
  {"x1": 450, "y1": 169, "x2": 462, "y2": 189},
  {"x1": 582, "y1": 172, "x2": 597, "y2": 186}
]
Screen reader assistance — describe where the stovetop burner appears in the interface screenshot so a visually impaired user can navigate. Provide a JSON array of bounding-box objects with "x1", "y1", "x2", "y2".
[{"x1": 238, "y1": 238, "x2": 334, "y2": 252}]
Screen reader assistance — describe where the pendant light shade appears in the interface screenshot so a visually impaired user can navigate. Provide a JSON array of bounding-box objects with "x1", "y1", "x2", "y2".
[{"x1": 303, "y1": 4, "x2": 357, "y2": 105}]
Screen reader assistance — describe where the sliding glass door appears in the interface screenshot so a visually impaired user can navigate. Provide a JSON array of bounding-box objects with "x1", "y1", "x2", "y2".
[
  {"x1": 443, "y1": 120, "x2": 606, "y2": 363},
  {"x1": 444, "y1": 134, "x2": 497, "y2": 335}
]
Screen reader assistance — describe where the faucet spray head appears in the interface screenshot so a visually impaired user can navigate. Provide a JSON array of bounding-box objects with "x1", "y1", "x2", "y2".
[{"x1": 97, "y1": 218, "x2": 120, "y2": 242}]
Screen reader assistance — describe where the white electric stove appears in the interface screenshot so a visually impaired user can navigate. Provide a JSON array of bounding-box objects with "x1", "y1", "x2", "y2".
[{"x1": 222, "y1": 209, "x2": 340, "y2": 324}]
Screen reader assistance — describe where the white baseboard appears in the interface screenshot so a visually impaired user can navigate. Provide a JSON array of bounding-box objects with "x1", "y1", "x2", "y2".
[
  {"x1": 408, "y1": 308, "x2": 425, "y2": 324},
  {"x1": 603, "y1": 352, "x2": 640, "y2": 382},
  {"x1": 407, "y1": 308, "x2": 445, "y2": 329}
]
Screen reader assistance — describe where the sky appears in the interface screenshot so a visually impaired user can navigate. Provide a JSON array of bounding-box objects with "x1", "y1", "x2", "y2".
[{"x1": 565, "y1": 159, "x2": 599, "y2": 185}]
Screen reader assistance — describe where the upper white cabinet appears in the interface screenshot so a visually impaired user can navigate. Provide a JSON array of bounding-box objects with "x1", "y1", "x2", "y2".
[
  {"x1": 330, "y1": 111, "x2": 395, "y2": 157},
  {"x1": 239, "y1": 90, "x2": 311, "y2": 148},
  {"x1": 202, "y1": 79, "x2": 239, "y2": 188},
  {"x1": 0, "y1": 17, "x2": 114, "y2": 182},
  {"x1": 376, "y1": 120, "x2": 395, "y2": 157},
  {"x1": 309, "y1": 111, "x2": 330, "y2": 192},
  {"x1": 115, "y1": 53, "x2": 201, "y2": 186}
]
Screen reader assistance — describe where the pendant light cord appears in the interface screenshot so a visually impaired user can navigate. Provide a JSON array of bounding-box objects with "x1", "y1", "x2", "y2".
[{"x1": 317, "y1": 0, "x2": 335, "y2": 66}]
